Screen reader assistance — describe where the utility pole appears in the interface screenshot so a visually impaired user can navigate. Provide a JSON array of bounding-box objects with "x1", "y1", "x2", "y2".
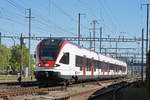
[
  {"x1": 25, "y1": 8, "x2": 34, "y2": 76},
  {"x1": 142, "y1": 4, "x2": 150, "y2": 53},
  {"x1": 78, "y1": 13, "x2": 85, "y2": 46},
  {"x1": 142, "y1": 3, "x2": 150, "y2": 82},
  {"x1": 92, "y1": 20, "x2": 98, "y2": 51},
  {"x1": 99, "y1": 27, "x2": 102, "y2": 53},
  {"x1": 116, "y1": 41, "x2": 118, "y2": 58},
  {"x1": 141, "y1": 28, "x2": 144, "y2": 81},
  {"x1": 20, "y1": 33, "x2": 23, "y2": 81},
  {"x1": 78, "y1": 13, "x2": 80, "y2": 46},
  {"x1": 0, "y1": 32, "x2": 1, "y2": 45},
  {"x1": 89, "y1": 32, "x2": 92, "y2": 50},
  {"x1": 147, "y1": 4, "x2": 149, "y2": 52}
]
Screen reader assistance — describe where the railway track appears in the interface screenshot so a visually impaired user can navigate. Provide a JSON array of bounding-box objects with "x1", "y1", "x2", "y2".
[
  {"x1": 0, "y1": 77, "x2": 140, "y2": 100},
  {"x1": 0, "y1": 86, "x2": 67, "y2": 98},
  {"x1": 0, "y1": 81, "x2": 38, "y2": 86}
]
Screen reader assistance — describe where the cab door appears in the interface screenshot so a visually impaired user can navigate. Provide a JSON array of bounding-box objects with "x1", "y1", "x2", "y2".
[{"x1": 59, "y1": 52, "x2": 71, "y2": 75}]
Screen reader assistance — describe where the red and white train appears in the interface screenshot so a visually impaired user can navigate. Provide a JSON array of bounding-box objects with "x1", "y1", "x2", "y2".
[{"x1": 34, "y1": 38, "x2": 127, "y2": 84}]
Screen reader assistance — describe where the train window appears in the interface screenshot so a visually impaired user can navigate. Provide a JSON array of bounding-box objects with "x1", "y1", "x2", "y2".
[
  {"x1": 98, "y1": 61, "x2": 102, "y2": 69},
  {"x1": 112, "y1": 64, "x2": 114, "y2": 70},
  {"x1": 114, "y1": 64, "x2": 116, "y2": 71},
  {"x1": 79, "y1": 56, "x2": 83, "y2": 67},
  {"x1": 39, "y1": 39, "x2": 64, "y2": 61},
  {"x1": 114, "y1": 65, "x2": 116, "y2": 72},
  {"x1": 105, "y1": 63, "x2": 108, "y2": 72},
  {"x1": 121, "y1": 66, "x2": 125, "y2": 72},
  {"x1": 101, "y1": 62, "x2": 104, "y2": 72},
  {"x1": 108, "y1": 63, "x2": 110, "y2": 72},
  {"x1": 91, "y1": 59, "x2": 95, "y2": 71},
  {"x1": 59, "y1": 53, "x2": 69, "y2": 64},
  {"x1": 75, "y1": 56, "x2": 78, "y2": 67},
  {"x1": 115, "y1": 65, "x2": 117, "y2": 72},
  {"x1": 94, "y1": 60, "x2": 98, "y2": 69},
  {"x1": 122, "y1": 66, "x2": 124, "y2": 72},
  {"x1": 119, "y1": 66, "x2": 122, "y2": 71},
  {"x1": 39, "y1": 47, "x2": 59, "y2": 61},
  {"x1": 117, "y1": 66, "x2": 119, "y2": 72},
  {"x1": 109, "y1": 64, "x2": 112, "y2": 70},
  {"x1": 75, "y1": 55, "x2": 83, "y2": 67},
  {"x1": 120, "y1": 66, "x2": 122, "y2": 71},
  {"x1": 109, "y1": 64, "x2": 114, "y2": 70},
  {"x1": 86, "y1": 58, "x2": 91, "y2": 71},
  {"x1": 122, "y1": 67, "x2": 126, "y2": 72}
]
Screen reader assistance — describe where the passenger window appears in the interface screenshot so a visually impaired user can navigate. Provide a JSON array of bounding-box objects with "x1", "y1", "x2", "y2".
[{"x1": 59, "y1": 52, "x2": 69, "y2": 64}]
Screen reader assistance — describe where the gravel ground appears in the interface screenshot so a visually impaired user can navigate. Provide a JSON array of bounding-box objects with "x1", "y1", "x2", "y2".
[
  {"x1": 3, "y1": 84, "x2": 102, "y2": 100},
  {"x1": 0, "y1": 78, "x2": 136, "y2": 100}
]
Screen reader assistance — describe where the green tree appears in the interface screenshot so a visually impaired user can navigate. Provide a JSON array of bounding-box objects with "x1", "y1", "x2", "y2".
[
  {"x1": 9, "y1": 44, "x2": 34, "y2": 72},
  {"x1": 0, "y1": 45, "x2": 11, "y2": 71}
]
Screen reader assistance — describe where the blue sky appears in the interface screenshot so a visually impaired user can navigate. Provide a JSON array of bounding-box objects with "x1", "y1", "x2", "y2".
[{"x1": 0, "y1": 0, "x2": 149, "y2": 55}]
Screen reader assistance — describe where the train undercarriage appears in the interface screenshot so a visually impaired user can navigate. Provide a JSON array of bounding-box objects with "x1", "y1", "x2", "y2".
[
  {"x1": 34, "y1": 71, "x2": 125, "y2": 86},
  {"x1": 34, "y1": 71, "x2": 64, "y2": 84}
]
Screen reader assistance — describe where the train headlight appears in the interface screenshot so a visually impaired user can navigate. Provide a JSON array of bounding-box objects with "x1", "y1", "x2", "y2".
[
  {"x1": 38, "y1": 63, "x2": 41, "y2": 67},
  {"x1": 54, "y1": 64, "x2": 60, "y2": 67}
]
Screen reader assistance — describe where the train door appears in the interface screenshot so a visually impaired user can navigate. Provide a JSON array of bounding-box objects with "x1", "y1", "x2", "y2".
[
  {"x1": 82, "y1": 56, "x2": 86, "y2": 76},
  {"x1": 59, "y1": 52, "x2": 71, "y2": 76}
]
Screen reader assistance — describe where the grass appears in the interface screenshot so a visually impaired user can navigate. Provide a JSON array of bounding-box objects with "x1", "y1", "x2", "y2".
[{"x1": 82, "y1": 83, "x2": 86, "y2": 87}]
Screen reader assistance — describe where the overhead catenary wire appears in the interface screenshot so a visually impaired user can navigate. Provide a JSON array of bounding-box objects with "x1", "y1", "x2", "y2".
[
  {"x1": 77, "y1": 0, "x2": 112, "y2": 30},
  {"x1": 33, "y1": 11, "x2": 76, "y2": 36},
  {"x1": 4, "y1": 0, "x2": 76, "y2": 37},
  {"x1": 51, "y1": 0, "x2": 77, "y2": 22},
  {"x1": 97, "y1": 0, "x2": 119, "y2": 33},
  {"x1": 51, "y1": 0, "x2": 89, "y2": 30},
  {"x1": 30, "y1": 1, "x2": 77, "y2": 36},
  {"x1": 5, "y1": 0, "x2": 25, "y2": 13}
]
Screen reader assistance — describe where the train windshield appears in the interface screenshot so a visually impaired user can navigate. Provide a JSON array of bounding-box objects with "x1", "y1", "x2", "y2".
[{"x1": 39, "y1": 39, "x2": 63, "y2": 61}]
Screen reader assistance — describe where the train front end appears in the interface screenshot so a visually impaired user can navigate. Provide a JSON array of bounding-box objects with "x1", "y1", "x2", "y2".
[{"x1": 34, "y1": 38, "x2": 64, "y2": 83}]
